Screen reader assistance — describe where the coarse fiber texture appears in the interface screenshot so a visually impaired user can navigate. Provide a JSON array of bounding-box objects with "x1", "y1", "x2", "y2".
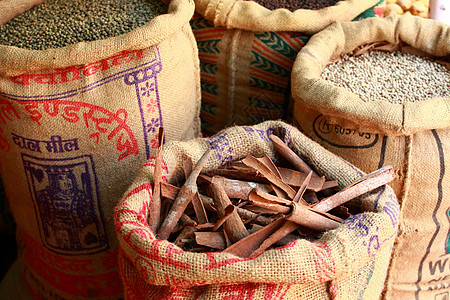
[
  {"x1": 0, "y1": 0, "x2": 46, "y2": 25},
  {"x1": 191, "y1": 0, "x2": 385, "y2": 136},
  {"x1": 115, "y1": 120, "x2": 399, "y2": 300},
  {"x1": 290, "y1": 14, "x2": 450, "y2": 299},
  {"x1": 0, "y1": 0, "x2": 201, "y2": 298}
]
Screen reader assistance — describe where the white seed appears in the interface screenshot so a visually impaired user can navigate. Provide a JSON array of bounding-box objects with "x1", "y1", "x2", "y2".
[{"x1": 321, "y1": 50, "x2": 450, "y2": 104}]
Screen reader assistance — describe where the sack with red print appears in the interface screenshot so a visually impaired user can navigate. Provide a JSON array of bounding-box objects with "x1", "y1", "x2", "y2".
[
  {"x1": 0, "y1": 0, "x2": 201, "y2": 298},
  {"x1": 115, "y1": 120, "x2": 399, "y2": 300}
]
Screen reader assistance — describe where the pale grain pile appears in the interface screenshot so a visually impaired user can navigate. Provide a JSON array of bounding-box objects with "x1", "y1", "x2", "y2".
[{"x1": 321, "y1": 50, "x2": 450, "y2": 103}]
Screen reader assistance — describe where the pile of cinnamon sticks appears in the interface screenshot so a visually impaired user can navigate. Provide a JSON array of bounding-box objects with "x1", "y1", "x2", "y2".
[{"x1": 148, "y1": 128, "x2": 395, "y2": 258}]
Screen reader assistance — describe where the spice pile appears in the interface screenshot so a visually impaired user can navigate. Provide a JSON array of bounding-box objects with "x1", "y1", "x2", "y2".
[
  {"x1": 0, "y1": 0, "x2": 168, "y2": 50},
  {"x1": 149, "y1": 128, "x2": 395, "y2": 258},
  {"x1": 250, "y1": 0, "x2": 340, "y2": 11},
  {"x1": 321, "y1": 50, "x2": 450, "y2": 103}
]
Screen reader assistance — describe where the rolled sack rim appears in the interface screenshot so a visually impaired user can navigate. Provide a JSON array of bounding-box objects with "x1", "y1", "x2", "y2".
[
  {"x1": 113, "y1": 121, "x2": 400, "y2": 286},
  {"x1": 194, "y1": 0, "x2": 381, "y2": 34},
  {"x1": 291, "y1": 14, "x2": 450, "y2": 135},
  {"x1": 0, "y1": 0, "x2": 195, "y2": 77}
]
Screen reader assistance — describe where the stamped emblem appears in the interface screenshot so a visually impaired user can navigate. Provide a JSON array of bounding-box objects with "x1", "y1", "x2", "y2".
[{"x1": 22, "y1": 154, "x2": 107, "y2": 255}]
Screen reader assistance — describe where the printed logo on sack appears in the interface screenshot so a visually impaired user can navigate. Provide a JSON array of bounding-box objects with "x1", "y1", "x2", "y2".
[
  {"x1": 22, "y1": 153, "x2": 107, "y2": 255},
  {"x1": 312, "y1": 114, "x2": 379, "y2": 149}
]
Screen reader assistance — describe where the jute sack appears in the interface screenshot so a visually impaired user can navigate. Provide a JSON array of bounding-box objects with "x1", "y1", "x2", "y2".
[
  {"x1": 115, "y1": 120, "x2": 400, "y2": 299},
  {"x1": 290, "y1": 15, "x2": 450, "y2": 299},
  {"x1": 191, "y1": 0, "x2": 386, "y2": 135},
  {"x1": 0, "y1": 0, "x2": 47, "y2": 25},
  {"x1": 0, "y1": 0, "x2": 201, "y2": 298}
]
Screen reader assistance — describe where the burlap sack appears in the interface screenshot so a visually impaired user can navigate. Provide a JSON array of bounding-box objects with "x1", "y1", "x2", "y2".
[
  {"x1": 0, "y1": 0, "x2": 47, "y2": 25},
  {"x1": 290, "y1": 15, "x2": 450, "y2": 299},
  {"x1": 0, "y1": 0, "x2": 201, "y2": 298},
  {"x1": 115, "y1": 120, "x2": 399, "y2": 299},
  {"x1": 190, "y1": 0, "x2": 386, "y2": 135}
]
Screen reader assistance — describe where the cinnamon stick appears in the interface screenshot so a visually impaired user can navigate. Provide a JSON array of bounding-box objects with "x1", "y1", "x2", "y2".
[
  {"x1": 244, "y1": 205, "x2": 281, "y2": 215},
  {"x1": 242, "y1": 155, "x2": 296, "y2": 199},
  {"x1": 286, "y1": 202, "x2": 341, "y2": 231},
  {"x1": 223, "y1": 217, "x2": 286, "y2": 258},
  {"x1": 322, "y1": 180, "x2": 340, "y2": 191},
  {"x1": 195, "y1": 222, "x2": 216, "y2": 231},
  {"x1": 179, "y1": 213, "x2": 197, "y2": 228},
  {"x1": 251, "y1": 221, "x2": 299, "y2": 256},
  {"x1": 183, "y1": 157, "x2": 193, "y2": 179},
  {"x1": 200, "y1": 175, "x2": 271, "y2": 200},
  {"x1": 183, "y1": 158, "x2": 208, "y2": 224},
  {"x1": 161, "y1": 181, "x2": 271, "y2": 225},
  {"x1": 206, "y1": 168, "x2": 266, "y2": 183},
  {"x1": 157, "y1": 149, "x2": 212, "y2": 240},
  {"x1": 312, "y1": 165, "x2": 395, "y2": 213},
  {"x1": 192, "y1": 192, "x2": 209, "y2": 224},
  {"x1": 270, "y1": 134, "x2": 316, "y2": 175},
  {"x1": 212, "y1": 204, "x2": 235, "y2": 232},
  {"x1": 257, "y1": 156, "x2": 283, "y2": 178},
  {"x1": 161, "y1": 181, "x2": 179, "y2": 200},
  {"x1": 248, "y1": 190, "x2": 292, "y2": 215},
  {"x1": 303, "y1": 191, "x2": 320, "y2": 205},
  {"x1": 174, "y1": 225, "x2": 196, "y2": 248},
  {"x1": 236, "y1": 207, "x2": 274, "y2": 226},
  {"x1": 148, "y1": 127, "x2": 164, "y2": 233},
  {"x1": 194, "y1": 231, "x2": 227, "y2": 250},
  {"x1": 292, "y1": 171, "x2": 313, "y2": 205},
  {"x1": 249, "y1": 190, "x2": 341, "y2": 231},
  {"x1": 161, "y1": 182, "x2": 216, "y2": 213},
  {"x1": 277, "y1": 167, "x2": 328, "y2": 191},
  {"x1": 210, "y1": 177, "x2": 249, "y2": 243},
  {"x1": 271, "y1": 183, "x2": 290, "y2": 199}
]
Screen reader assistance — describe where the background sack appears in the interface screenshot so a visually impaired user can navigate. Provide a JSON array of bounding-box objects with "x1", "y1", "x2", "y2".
[
  {"x1": 115, "y1": 120, "x2": 399, "y2": 300},
  {"x1": 191, "y1": 0, "x2": 385, "y2": 135},
  {"x1": 291, "y1": 15, "x2": 450, "y2": 299},
  {"x1": 0, "y1": 0, "x2": 201, "y2": 298}
]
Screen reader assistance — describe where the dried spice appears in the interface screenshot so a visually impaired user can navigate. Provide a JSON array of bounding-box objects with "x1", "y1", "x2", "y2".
[{"x1": 149, "y1": 128, "x2": 395, "y2": 258}]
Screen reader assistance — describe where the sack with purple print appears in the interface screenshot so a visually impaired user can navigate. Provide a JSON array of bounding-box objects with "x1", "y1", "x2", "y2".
[
  {"x1": 115, "y1": 120, "x2": 399, "y2": 300},
  {"x1": 0, "y1": 0, "x2": 201, "y2": 298}
]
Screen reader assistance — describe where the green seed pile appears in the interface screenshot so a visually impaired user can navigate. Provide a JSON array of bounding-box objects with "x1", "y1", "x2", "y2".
[
  {"x1": 0, "y1": 0, "x2": 168, "y2": 50},
  {"x1": 251, "y1": 0, "x2": 340, "y2": 11},
  {"x1": 321, "y1": 51, "x2": 450, "y2": 103}
]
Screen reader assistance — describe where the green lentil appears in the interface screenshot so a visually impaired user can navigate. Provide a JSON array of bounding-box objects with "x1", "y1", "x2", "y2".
[
  {"x1": 321, "y1": 50, "x2": 450, "y2": 104},
  {"x1": 0, "y1": 0, "x2": 168, "y2": 50}
]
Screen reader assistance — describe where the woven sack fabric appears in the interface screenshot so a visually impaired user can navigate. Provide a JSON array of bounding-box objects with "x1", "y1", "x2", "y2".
[
  {"x1": 190, "y1": 0, "x2": 386, "y2": 135},
  {"x1": 115, "y1": 120, "x2": 399, "y2": 299},
  {"x1": 291, "y1": 15, "x2": 450, "y2": 299},
  {"x1": 0, "y1": 0, "x2": 201, "y2": 298},
  {"x1": 0, "y1": 0, "x2": 47, "y2": 25}
]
